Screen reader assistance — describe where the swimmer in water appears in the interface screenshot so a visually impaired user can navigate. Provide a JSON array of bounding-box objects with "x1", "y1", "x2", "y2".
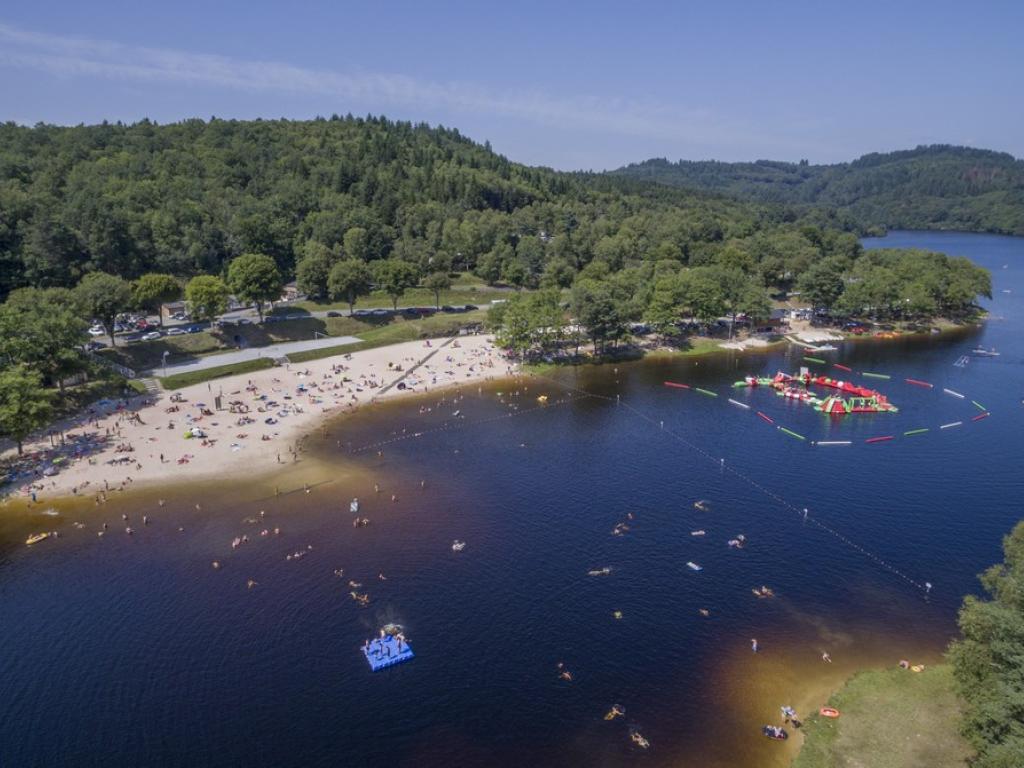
[{"x1": 751, "y1": 638, "x2": 759, "y2": 653}]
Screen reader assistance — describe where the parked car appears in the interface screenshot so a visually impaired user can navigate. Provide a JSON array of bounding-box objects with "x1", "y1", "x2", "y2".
[
  {"x1": 237, "y1": 318, "x2": 251, "y2": 325},
  {"x1": 353, "y1": 309, "x2": 372, "y2": 318},
  {"x1": 185, "y1": 324, "x2": 204, "y2": 334},
  {"x1": 285, "y1": 313, "x2": 304, "y2": 320},
  {"x1": 88, "y1": 325, "x2": 105, "y2": 337},
  {"x1": 464, "y1": 304, "x2": 478, "y2": 311},
  {"x1": 371, "y1": 308, "x2": 390, "y2": 317},
  {"x1": 165, "y1": 328, "x2": 186, "y2": 336},
  {"x1": 326, "y1": 311, "x2": 342, "y2": 317},
  {"x1": 85, "y1": 340, "x2": 107, "y2": 351},
  {"x1": 141, "y1": 331, "x2": 162, "y2": 341}
]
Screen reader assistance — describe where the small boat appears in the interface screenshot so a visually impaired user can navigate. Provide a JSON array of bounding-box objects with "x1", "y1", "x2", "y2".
[
  {"x1": 26, "y1": 532, "x2": 51, "y2": 546},
  {"x1": 813, "y1": 344, "x2": 838, "y2": 352},
  {"x1": 819, "y1": 707, "x2": 840, "y2": 718},
  {"x1": 762, "y1": 725, "x2": 788, "y2": 741},
  {"x1": 752, "y1": 586, "x2": 774, "y2": 598},
  {"x1": 690, "y1": 530, "x2": 706, "y2": 536},
  {"x1": 686, "y1": 561, "x2": 703, "y2": 571},
  {"x1": 451, "y1": 540, "x2": 466, "y2": 552},
  {"x1": 536, "y1": 395, "x2": 548, "y2": 403},
  {"x1": 349, "y1": 499, "x2": 359, "y2": 514},
  {"x1": 588, "y1": 567, "x2": 612, "y2": 577},
  {"x1": 693, "y1": 500, "x2": 710, "y2": 511},
  {"x1": 971, "y1": 347, "x2": 1000, "y2": 357}
]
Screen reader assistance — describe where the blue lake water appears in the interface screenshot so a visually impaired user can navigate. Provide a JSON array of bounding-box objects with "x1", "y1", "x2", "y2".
[{"x1": 1, "y1": 231, "x2": 1022, "y2": 767}]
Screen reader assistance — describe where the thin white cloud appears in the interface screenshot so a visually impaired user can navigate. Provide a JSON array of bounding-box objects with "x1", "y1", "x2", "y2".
[{"x1": 0, "y1": 21, "x2": 757, "y2": 150}]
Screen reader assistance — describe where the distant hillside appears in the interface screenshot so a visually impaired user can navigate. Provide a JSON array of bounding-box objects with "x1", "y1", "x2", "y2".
[{"x1": 612, "y1": 145, "x2": 1024, "y2": 236}]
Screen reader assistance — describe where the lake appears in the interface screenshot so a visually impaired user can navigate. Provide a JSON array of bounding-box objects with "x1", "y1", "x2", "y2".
[{"x1": 1, "y1": 231, "x2": 1022, "y2": 767}]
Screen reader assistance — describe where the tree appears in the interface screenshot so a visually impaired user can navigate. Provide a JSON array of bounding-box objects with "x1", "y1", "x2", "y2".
[
  {"x1": 295, "y1": 242, "x2": 335, "y2": 300},
  {"x1": 422, "y1": 271, "x2": 452, "y2": 309},
  {"x1": 0, "y1": 364, "x2": 53, "y2": 455},
  {"x1": 373, "y1": 259, "x2": 420, "y2": 310},
  {"x1": 132, "y1": 273, "x2": 181, "y2": 326},
  {"x1": 571, "y1": 279, "x2": 623, "y2": 355},
  {"x1": 227, "y1": 253, "x2": 283, "y2": 321},
  {"x1": 343, "y1": 227, "x2": 371, "y2": 262},
  {"x1": 797, "y1": 259, "x2": 846, "y2": 312},
  {"x1": 75, "y1": 272, "x2": 132, "y2": 346},
  {"x1": 328, "y1": 260, "x2": 372, "y2": 314},
  {"x1": 0, "y1": 288, "x2": 88, "y2": 392},
  {"x1": 185, "y1": 275, "x2": 230, "y2": 322},
  {"x1": 644, "y1": 275, "x2": 682, "y2": 338},
  {"x1": 948, "y1": 521, "x2": 1024, "y2": 768},
  {"x1": 677, "y1": 269, "x2": 727, "y2": 326}
]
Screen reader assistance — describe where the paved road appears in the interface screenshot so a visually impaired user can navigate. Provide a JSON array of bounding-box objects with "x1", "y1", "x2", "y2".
[{"x1": 147, "y1": 335, "x2": 361, "y2": 377}]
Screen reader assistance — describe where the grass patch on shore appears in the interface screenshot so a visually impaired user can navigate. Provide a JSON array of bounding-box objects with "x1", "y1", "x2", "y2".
[
  {"x1": 288, "y1": 310, "x2": 488, "y2": 363},
  {"x1": 158, "y1": 358, "x2": 275, "y2": 390},
  {"x1": 793, "y1": 664, "x2": 971, "y2": 768}
]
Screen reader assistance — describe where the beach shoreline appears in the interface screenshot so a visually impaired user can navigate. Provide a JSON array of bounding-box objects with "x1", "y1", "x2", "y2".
[{"x1": 3, "y1": 334, "x2": 516, "y2": 505}]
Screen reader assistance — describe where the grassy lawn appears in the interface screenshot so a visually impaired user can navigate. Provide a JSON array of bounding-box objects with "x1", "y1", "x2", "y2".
[
  {"x1": 793, "y1": 664, "x2": 971, "y2": 768},
  {"x1": 158, "y1": 358, "x2": 275, "y2": 390},
  {"x1": 288, "y1": 310, "x2": 487, "y2": 363}
]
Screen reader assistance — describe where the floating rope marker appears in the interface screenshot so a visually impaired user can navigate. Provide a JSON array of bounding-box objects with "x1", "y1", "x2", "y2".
[
  {"x1": 972, "y1": 412, "x2": 990, "y2": 422},
  {"x1": 757, "y1": 411, "x2": 774, "y2": 424},
  {"x1": 940, "y1": 422, "x2": 962, "y2": 429},
  {"x1": 905, "y1": 378, "x2": 933, "y2": 388},
  {"x1": 862, "y1": 372, "x2": 891, "y2": 380},
  {"x1": 833, "y1": 363, "x2": 853, "y2": 372},
  {"x1": 866, "y1": 435, "x2": 895, "y2": 444},
  {"x1": 728, "y1": 398, "x2": 751, "y2": 410},
  {"x1": 904, "y1": 428, "x2": 930, "y2": 436},
  {"x1": 664, "y1": 381, "x2": 690, "y2": 389},
  {"x1": 972, "y1": 400, "x2": 987, "y2": 411},
  {"x1": 694, "y1": 388, "x2": 718, "y2": 398},
  {"x1": 816, "y1": 441, "x2": 852, "y2": 446},
  {"x1": 778, "y1": 426, "x2": 806, "y2": 441},
  {"x1": 803, "y1": 356, "x2": 826, "y2": 364},
  {"x1": 943, "y1": 388, "x2": 965, "y2": 399}
]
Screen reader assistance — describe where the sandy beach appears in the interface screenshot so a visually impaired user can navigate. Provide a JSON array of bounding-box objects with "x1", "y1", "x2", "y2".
[{"x1": 3, "y1": 334, "x2": 514, "y2": 503}]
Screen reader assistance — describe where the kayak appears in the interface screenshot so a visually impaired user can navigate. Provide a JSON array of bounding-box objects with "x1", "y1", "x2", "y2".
[
  {"x1": 820, "y1": 707, "x2": 840, "y2": 718},
  {"x1": 686, "y1": 561, "x2": 703, "y2": 572},
  {"x1": 26, "y1": 532, "x2": 51, "y2": 546}
]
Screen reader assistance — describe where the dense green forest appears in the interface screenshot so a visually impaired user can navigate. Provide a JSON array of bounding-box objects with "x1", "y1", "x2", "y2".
[
  {"x1": 0, "y1": 115, "x2": 798, "y2": 295},
  {"x1": 948, "y1": 520, "x2": 1024, "y2": 768},
  {"x1": 612, "y1": 146, "x2": 1024, "y2": 236}
]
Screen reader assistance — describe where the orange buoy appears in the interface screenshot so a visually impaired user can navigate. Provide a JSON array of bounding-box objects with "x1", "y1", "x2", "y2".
[{"x1": 819, "y1": 707, "x2": 840, "y2": 718}]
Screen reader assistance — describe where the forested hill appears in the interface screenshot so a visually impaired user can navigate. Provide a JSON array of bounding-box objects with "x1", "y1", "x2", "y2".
[
  {"x1": 0, "y1": 115, "x2": 797, "y2": 297},
  {"x1": 612, "y1": 146, "x2": 1024, "y2": 236}
]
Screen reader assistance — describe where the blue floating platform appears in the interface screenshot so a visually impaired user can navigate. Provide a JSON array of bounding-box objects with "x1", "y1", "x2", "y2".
[{"x1": 362, "y1": 635, "x2": 414, "y2": 671}]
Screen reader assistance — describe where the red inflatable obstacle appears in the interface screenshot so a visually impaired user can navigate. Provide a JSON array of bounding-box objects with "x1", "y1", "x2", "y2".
[{"x1": 664, "y1": 382, "x2": 690, "y2": 389}]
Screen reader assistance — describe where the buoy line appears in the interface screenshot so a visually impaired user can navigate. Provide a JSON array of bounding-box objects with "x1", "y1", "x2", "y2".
[
  {"x1": 531, "y1": 372, "x2": 931, "y2": 595},
  {"x1": 667, "y1": 364, "x2": 989, "y2": 447}
]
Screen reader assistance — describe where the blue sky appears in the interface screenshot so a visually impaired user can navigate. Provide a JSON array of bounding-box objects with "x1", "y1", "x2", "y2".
[{"x1": 1, "y1": 1, "x2": 1021, "y2": 170}]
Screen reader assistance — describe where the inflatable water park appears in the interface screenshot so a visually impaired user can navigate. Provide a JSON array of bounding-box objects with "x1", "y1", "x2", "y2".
[
  {"x1": 733, "y1": 368, "x2": 899, "y2": 415},
  {"x1": 662, "y1": 354, "x2": 991, "y2": 448}
]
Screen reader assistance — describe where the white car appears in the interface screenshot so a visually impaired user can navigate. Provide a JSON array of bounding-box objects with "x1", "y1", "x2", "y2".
[
  {"x1": 165, "y1": 328, "x2": 186, "y2": 336},
  {"x1": 141, "y1": 331, "x2": 162, "y2": 341},
  {"x1": 88, "y1": 325, "x2": 106, "y2": 337}
]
